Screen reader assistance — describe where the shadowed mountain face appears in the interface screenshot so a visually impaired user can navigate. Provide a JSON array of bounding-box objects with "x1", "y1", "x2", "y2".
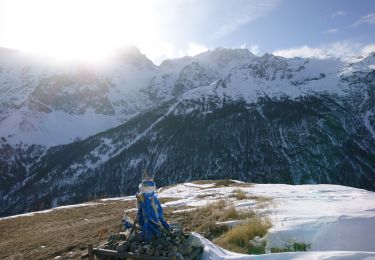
[{"x1": 1, "y1": 48, "x2": 375, "y2": 217}]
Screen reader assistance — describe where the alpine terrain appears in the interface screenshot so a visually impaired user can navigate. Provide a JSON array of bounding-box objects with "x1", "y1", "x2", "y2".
[
  {"x1": 1, "y1": 46, "x2": 375, "y2": 217},
  {"x1": 1, "y1": 180, "x2": 375, "y2": 259}
]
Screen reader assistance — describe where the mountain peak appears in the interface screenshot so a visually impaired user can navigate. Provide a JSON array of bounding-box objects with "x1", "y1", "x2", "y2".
[
  {"x1": 195, "y1": 47, "x2": 254, "y2": 60},
  {"x1": 113, "y1": 44, "x2": 156, "y2": 69}
]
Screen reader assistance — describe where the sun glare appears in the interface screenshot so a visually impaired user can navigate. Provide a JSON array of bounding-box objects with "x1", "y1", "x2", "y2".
[{"x1": 1, "y1": 0, "x2": 159, "y2": 61}]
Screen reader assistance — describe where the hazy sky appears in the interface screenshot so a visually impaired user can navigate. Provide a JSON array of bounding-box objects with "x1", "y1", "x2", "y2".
[{"x1": 0, "y1": 0, "x2": 374, "y2": 64}]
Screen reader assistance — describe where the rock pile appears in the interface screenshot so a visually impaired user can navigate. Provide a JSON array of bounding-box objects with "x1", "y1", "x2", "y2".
[{"x1": 100, "y1": 225, "x2": 203, "y2": 260}]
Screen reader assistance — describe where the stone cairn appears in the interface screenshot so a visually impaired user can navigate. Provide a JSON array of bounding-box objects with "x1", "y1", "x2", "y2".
[
  {"x1": 97, "y1": 176, "x2": 203, "y2": 259},
  {"x1": 100, "y1": 224, "x2": 202, "y2": 260}
]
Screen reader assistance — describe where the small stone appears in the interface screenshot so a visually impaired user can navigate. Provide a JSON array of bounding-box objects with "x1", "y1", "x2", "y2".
[
  {"x1": 146, "y1": 247, "x2": 154, "y2": 255},
  {"x1": 103, "y1": 243, "x2": 112, "y2": 250},
  {"x1": 175, "y1": 252, "x2": 184, "y2": 260},
  {"x1": 249, "y1": 236, "x2": 263, "y2": 247},
  {"x1": 142, "y1": 244, "x2": 152, "y2": 255},
  {"x1": 116, "y1": 241, "x2": 130, "y2": 252},
  {"x1": 178, "y1": 242, "x2": 192, "y2": 256},
  {"x1": 128, "y1": 233, "x2": 136, "y2": 242},
  {"x1": 186, "y1": 235, "x2": 203, "y2": 248},
  {"x1": 130, "y1": 241, "x2": 138, "y2": 252}
]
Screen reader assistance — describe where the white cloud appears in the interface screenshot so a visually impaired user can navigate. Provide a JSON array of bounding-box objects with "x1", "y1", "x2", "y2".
[
  {"x1": 273, "y1": 46, "x2": 330, "y2": 59},
  {"x1": 351, "y1": 13, "x2": 375, "y2": 27},
  {"x1": 240, "y1": 43, "x2": 261, "y2": 55},
  {"x1": 185, "y1": 43, "x2": 209, "y2": 56},
  {"x1": 139, "y1": 42, "x2": 209, "y2": 65},
  {"x1": 249, "y1": 45, "x2": 261, "y2": 55},
  {"x1": 362, "y1": 44, "x2": 375, "y2": 55},
  {"x1": 331, "y1": 10, "x2": 347, "y2": 19},
  {"x1": 211, "y1": 0, "x2": 280, "y2": 40},
  {"x1": 138, "y1": 41, "x2": 179, "y2": 65},
  {"x1": 273, "y1": 41, "x2": 375, "y2": 61},
  {"x1": 323, "y1": 28, "x2": 339, "y2": 34}
]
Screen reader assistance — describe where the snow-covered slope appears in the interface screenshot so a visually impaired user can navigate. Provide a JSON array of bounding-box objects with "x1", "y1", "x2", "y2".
[
  {"x1": 178, "y1": 56, "x2": 346, "y2": 106},
  {"x1": 2, "y1": 182, "x2": 375, "y2": 259},
  {"x1": 0, "y1": 47, "x2": 255, "y2": 146},
  {"x1": 0, "y1": 46, "x2": 158, "y2": 146},
  {"x1": 150, "y1": 182, "x2": 375, "y2": 259},
  {"x1": 1, "y1": 48, "x2": 375, "y2": 217},
  {"x1": 159, "y1": 182, "x2": 375, "y2": 255},
  {"x1": 3, "y1": 48, "x2": 372, "y2": 146}
]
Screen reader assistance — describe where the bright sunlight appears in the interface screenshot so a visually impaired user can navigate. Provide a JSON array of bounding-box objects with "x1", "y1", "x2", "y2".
[{"x1": 1, "y1": 0, "x2": 160, "y2": 61}]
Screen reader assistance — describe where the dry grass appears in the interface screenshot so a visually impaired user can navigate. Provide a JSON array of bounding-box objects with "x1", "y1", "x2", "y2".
[
  {"x1": 214, "y1": 216, "x2": 272, "y2": 254},
  {"x1": 222, "y1": 205, "x2": 239, "y2": 220},
  {"x1": 158, "y1": 179, "x2": 253, "y2": 193},
  {"x1": 212, "y1": 179, "x2": 238, "y2": 188},
  {"x1": 165, "y1": 196, "x2": 273, "y2": 255},
  {"x1": 249, "y1": 195, "x2": 274, "y2": 210},
  {"x1": 192, "y1": 179, "x2": 254, "y2": 188},
  {"x1": 230, "y1": 190, "x2": 274, "y2": 212},
  {"x1": 0, "y1": 200, "x2": 137, "y2": 259},
  {"x1": 248, "y1": 195, "x2": 272, "y2": 203},
  {"x1": 196, "y1": 193, "x2": 216, "y2": 199},
  {"x1": 158, "y1": 197, "x2": 181, "y2": 204},
  {"x1": 0, "y1": 194, "x2": 206, "y2": 259},
  {"x1": 165, "y1": 199, "x2": 255, "y2": 239},
  {"x1": 0, "y1": 198, "x2": 184, "y2": 260},
  {"x1": 230, "y1": 189, "x2": 248, "y2": 200}
]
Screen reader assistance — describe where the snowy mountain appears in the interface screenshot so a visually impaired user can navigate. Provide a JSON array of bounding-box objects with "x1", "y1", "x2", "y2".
[
  {"x1": 0, "y1": 47, "x2": 254, "y2": 146},
  {"x1": 0, "y1": 47, "x2": 375, "y2": 216},
  {"x1": 0, "y1": 46, "x2": 157, "y2": 146}
]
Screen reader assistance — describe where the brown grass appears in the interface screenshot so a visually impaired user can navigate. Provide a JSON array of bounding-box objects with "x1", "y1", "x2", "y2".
[
  {"x1": 196, "y1": 193, "x2": 217, "y2": 199},
  {"x1": 248, "y1": 195, "x2": 273, "y2": 203},
  {"x1": 158, "y1": 197, "x2": 181, "y2": 204},
  {"x1": 165, "y1": 199, "x2": 255, "y2": 239},
  {"x1": 231, "y1": 189, "x2": 248, "y2": 200},
  {"x1": 0, "y1": 198, "x2": 147, "y2": 260},
  {"x1": 158, "y1": 179, "x2": 254, "y2": 193},
  {"x1": 192, "y1": 179, "x2": 254, "y2": 188},
  {"x1": 249, "y1": 195, "x2": 274, "y2": 210},
  {"x1": 214, "y1": 216, "x2": 272, "y2": 254}
]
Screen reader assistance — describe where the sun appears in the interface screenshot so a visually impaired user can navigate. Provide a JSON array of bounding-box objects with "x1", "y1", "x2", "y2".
[{"x1": 1, "y1": 0, "x2": 159, "y2": 61}]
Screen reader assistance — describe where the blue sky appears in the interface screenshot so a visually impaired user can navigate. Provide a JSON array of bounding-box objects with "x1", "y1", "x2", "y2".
[
  {"x1": 0, "y1": 0, "x2": 374, "y2": 63},
  {"x1": 204, "y1": 0, "x2": 375, "y2": 50},
  {"x1": 158, "y1": 0, "x2": 375, "y2": 62}
]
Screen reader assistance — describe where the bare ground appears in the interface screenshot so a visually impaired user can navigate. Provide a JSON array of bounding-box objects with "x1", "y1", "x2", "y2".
[
  {"x1": 0, "y1": 197, "x2": 187, "y2": 260},
  {"x1": 0, "y1": 199, "x2": 137, "y2": 260}
]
